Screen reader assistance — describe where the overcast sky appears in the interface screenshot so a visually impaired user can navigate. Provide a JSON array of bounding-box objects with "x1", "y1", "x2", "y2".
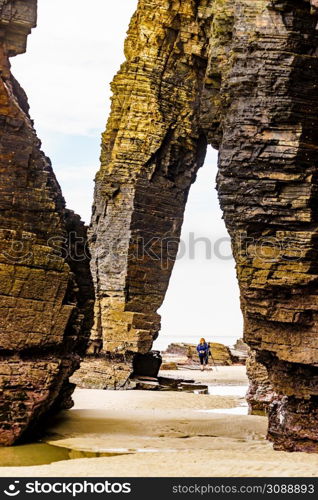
[{"x1": 11, "y1": 0, "x2": 243, "y2": 347}]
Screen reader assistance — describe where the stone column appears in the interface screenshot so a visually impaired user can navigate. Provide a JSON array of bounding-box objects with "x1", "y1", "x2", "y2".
[
  {"x1": 216, "y1": 0, "x2": 318, "y2": 451},
  {"x1": 85, "y1": 0, "x2": 213, "y2": 388},
  {"x1": 0, "y1": 0, "x2": 94, "y2": 445}
]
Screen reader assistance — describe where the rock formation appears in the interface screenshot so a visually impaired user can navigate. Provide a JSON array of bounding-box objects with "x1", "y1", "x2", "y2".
[
  {"x1": 85, "y1": 0, "x2": 212, "y2": 389},
  {"x1": 215, "y1": 0, "x2": 318, "y2": 452},
  {"x1": 164, "y1": 342, "x2": 234, "y2": 366},
  {"x1": 246, "y1": 350, "x2": 276, "y2": 416},
  {"x1": 229, "y1": 338, "x2": 249, "y2": 363},
  {"x1": 84, "y1": 0, "x2": 318, "y2": 452},
  {"x1": 0, "y1": 0, "x2": 94, "y2": 445}
]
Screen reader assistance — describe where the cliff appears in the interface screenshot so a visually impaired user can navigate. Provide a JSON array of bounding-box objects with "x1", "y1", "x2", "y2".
[
  {"x1": 0, "y1": 1, "x2": 94, "y2": 445},
  {"x1": 217, "y1": 0, "x2": 318, "y2": 452},
  {"x1": 86, "y1": 0, "x2": 318, "y2": 452}
]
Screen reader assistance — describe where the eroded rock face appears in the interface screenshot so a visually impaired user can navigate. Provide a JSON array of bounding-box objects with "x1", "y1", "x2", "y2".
[
  {"x1": 86, "y1": 0, "x2": 318, "y2": 451},
  {"x1": 86, "y1": 0, "x2": 212, "y2": 388},
  {"x1": 217, "y1": 0, "x2": 318, "y2": 452},
  {"x1": 0, "y1": 1, "x2": 94, "y2": 445},
  {"x1": 246, "y1": 350, "x2": 276, "y2": 416}
]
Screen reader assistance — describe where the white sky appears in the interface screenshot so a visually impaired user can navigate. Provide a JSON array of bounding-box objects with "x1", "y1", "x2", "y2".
[{"x1": 11, "y1": 0, "x2": 243, "y2": 346}]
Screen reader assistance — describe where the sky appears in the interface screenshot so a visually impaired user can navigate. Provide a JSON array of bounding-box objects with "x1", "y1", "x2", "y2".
[{"x1": 11, "y1": 0, "x2": 243, "y2": 347}]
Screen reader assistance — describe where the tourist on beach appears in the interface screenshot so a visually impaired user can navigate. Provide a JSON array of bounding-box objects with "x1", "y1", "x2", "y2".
[{"x1": 196, "y1": 338, "x2": 210, "y2": 371}]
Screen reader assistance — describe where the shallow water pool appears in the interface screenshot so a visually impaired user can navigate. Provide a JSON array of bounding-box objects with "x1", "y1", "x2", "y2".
[
  {"x1": 0, "y1": 385, "x2": 250, "y2": 467},
  {"x1": 199, "y1": 405, "x2": 248, "y2": 416},
  {"x1": 0, "y1": 442, "x2": 134, "y2": 467},
  {"x1": 208, "y1": 385, "x2": 248, "y2": 397}
]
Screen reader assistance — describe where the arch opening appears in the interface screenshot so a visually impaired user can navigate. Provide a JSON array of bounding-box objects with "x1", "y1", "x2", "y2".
[{"x1": 153, "y1": 146, "x2": 243, "y2": 351}]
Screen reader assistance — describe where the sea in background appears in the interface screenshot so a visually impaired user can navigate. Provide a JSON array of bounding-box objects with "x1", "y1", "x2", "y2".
[{"x1": 153, "y1": 334, "x2": 240, "y2": 352}]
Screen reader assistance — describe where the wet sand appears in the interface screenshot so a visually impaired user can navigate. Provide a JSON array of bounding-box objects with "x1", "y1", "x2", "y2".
[{"x1": 1, "y1": 367, "x2": 318, "y2": 477}]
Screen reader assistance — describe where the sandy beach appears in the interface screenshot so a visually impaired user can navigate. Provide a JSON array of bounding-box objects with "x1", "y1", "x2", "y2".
[{"x1": 1, "y1": 366, "x2": 318, "y2": 477}]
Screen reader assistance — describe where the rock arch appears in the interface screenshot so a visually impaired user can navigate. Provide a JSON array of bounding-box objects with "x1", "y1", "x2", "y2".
[{"x1": 84, "y1": 0, "x2": 318, "y2": 452}]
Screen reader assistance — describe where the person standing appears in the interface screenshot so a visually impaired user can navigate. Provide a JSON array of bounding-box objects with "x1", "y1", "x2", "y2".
[{"x1": 196, "y1": 338, "x2": 209, "y2": 371}]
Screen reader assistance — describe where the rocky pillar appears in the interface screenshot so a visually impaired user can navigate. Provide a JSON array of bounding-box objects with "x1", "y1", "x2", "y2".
[
  {"x1": 86, "y1": 0, "x2": 213, "y2": 388},
  {"x1": 0, "y1": 0, "x2": 94, "y2": 445},
  {"x1": 216, "y1": 0, "x2": 318, "y2": 451}
]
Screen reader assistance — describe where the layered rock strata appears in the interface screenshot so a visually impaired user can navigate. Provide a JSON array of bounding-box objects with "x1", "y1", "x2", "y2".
[
  {"x1": 217, "y1": 0, "x2": 318, "y2": 452},
  {"x1": 87, "y1": 0, "x2": 212, "y2": 388},
  {"x1": 0, "y1": 1, "x2": 94, "y2": 445},
  {"x1": 246, "y1": 350, "x2": 276, "y2": 416},
  {"x1": 86, "y1": 0, "x2": 318, "y2": 451}
]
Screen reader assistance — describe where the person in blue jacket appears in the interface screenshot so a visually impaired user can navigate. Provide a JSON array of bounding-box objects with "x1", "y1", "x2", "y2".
[{"x1": 196, "y1": 338, "x2": 210, "y2": 371}]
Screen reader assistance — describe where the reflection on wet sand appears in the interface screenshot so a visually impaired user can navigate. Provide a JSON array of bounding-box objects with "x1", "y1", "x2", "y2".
[
  {"x1": 0, "y1": 382, "x2": 245, "y2": 467},
  {"x1": 0, "y1": 442, "x2": 134, "y2": 467},
  {"x1": 0, "y1": 443, "x2": 69, "y2": 467}
]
